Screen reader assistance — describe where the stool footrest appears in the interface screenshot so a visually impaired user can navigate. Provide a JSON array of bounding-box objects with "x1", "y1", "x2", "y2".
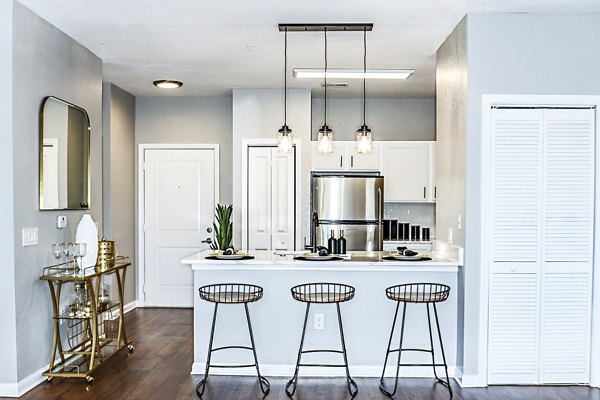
[
  {"x1": 210, "y1": 364, "x2": 259, "y2": 369},
  {"x1": 299, "y1": 363, "x2": 349, "y2": 368},
  {"x1": 211, "y1": 345, "x2": 253, "y2": 352},
  {"x1": 389, "y1": 348, "x2": 433, "y2": 354},
  {"x1": 394, "y1": 363, "x2": 449, "y2": 367},
  {"x1": 301, "y1": 349, "x2": 343, "y2": 355}
]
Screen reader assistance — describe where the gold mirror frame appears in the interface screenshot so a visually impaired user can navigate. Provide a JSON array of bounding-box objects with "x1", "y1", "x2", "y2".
[{"x1": 39, "y1": 96, "x2": 91, "y2": 210}]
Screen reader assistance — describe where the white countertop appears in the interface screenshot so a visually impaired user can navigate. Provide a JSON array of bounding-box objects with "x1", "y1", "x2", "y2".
[{"x1": 182, "y1": 249, "x2": 460, "y2": 272}]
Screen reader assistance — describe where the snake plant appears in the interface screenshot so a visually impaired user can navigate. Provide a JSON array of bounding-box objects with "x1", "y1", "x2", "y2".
[{"x1": 211, "y1": 204, "x2": 233, "y2": 250}]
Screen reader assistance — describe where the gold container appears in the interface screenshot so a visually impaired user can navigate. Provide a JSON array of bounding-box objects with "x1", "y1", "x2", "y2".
[{"x1": 96, "y1": 237, "x2": 118, "y2": 271}]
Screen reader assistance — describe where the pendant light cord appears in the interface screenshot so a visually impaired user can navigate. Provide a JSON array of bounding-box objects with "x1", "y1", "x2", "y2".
[
  {"x1": 284, "y1": 28, "x2": 288, "y2": 125},
  {"x1": 324, "y1": 27, "x2": 328, "y2": 126},
  {"x1": 362, "y1": 27, "x2": 367, "y2": 126}
]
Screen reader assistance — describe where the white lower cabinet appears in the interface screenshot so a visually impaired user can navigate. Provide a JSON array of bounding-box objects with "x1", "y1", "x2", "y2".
[
  {"x1": 246, "y1": 146, "x2": 295, "y2": 251},
  {"x1": 486, "y1": 107, "x2": 594, "y2": 385}
]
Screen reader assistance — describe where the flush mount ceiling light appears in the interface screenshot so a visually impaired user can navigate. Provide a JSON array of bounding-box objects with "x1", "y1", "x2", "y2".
[
  {"x1": 153, "y1": 80, "x2": 183, "y2": 89},
  {"x1": 277, "y1": 27, "x2": 293, "y2": 153},
  {"x1": 294, "y1": 68, "x2": 415, "y2": 80}
]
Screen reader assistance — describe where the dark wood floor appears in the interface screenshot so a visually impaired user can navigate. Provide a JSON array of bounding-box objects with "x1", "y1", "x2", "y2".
[{"x1": 7, "y1": 308, "x2": 600, "y2": 400}]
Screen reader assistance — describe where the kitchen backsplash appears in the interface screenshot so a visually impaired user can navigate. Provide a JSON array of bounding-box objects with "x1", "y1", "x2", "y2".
[{"x1": 384, "y1": 203, "x2": 436, "y2": 240}]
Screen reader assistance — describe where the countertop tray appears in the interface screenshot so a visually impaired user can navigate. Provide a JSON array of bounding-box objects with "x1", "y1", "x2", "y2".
[
  {"x1": 204, "y1": 255, "x2": 255, "y2": 260},
  {"x1": 382, "y1": 256, "x2": 432, "y2": 262}
]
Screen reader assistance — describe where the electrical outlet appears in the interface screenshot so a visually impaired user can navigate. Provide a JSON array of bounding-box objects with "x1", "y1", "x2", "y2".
[
  {"x1": 57, "y1": 215, "x2": 67, "y2": 229},
  {"x1": 457, "y1": 214, "x2": 462, "y2": 230},
  {"x1": 22, "y1": 227, "x2": 38, "y2": 246},
  {"x1": 314, "y1": 313, "x2": 324, "y2": 330},
  {"x1": 60, "y1": 307, "x2": 66, "y2": 325}
]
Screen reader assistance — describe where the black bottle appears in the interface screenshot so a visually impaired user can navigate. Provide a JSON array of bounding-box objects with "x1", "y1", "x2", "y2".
[
  {"x1": 337, "y1": 230, "x2": 347, "y2": 254},
  {"x1": 328, "y1": 229, "x2": 338, "y2": 254}
]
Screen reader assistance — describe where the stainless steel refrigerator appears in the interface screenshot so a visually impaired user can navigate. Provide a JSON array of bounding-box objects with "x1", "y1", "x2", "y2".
[{"x1": 311, "y1": 174, "x2": 384, "y2": 251}]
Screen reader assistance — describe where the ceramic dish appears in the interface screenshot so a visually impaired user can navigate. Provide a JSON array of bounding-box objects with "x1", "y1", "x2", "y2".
[
  {"x1": 213, "y1": 254, "x2": 246, "y2": 260},
  {"x1": 303, "y1": 254, "x2": 337, "y2": 260}
]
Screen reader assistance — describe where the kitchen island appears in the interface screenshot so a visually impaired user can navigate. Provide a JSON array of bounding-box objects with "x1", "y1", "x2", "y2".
[{"x1": 182, "y1": 243, "x2": 462, "y2": 379}]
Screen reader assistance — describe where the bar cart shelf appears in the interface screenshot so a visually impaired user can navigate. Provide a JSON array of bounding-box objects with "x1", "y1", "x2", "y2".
[{"x1": 39, "y1": 256, "x2": 134, "y2": 383}]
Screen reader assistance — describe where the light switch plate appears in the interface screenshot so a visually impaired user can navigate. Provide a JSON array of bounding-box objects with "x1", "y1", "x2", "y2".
[
  {"x1": 22, "y1": 227, "x2": 38, "y2": 247},
  {"x1": 57, "y1": 215, "x2": 67, "y2": 228}
]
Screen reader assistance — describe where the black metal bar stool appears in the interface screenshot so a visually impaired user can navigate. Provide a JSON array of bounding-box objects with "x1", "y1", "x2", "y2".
[
  {"x1": 285, "y1": 282, "x2": 358, "y2": 398},
  {"x1": 379, "y1": 283, "x2": 452, "y2": 398},
  {"x1": 196, "y1": 283, "x2": 270, "y2": 398}
]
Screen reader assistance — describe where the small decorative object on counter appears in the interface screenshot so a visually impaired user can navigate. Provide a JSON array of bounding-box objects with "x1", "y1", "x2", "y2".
[
  {"x1": 328, "y1": 230, "x2": 338, "y2": 254},
  {"x1": 75, "y1": 214, "x2": 98, "y2": 268},
  {"x1": 97, "y1": 237, "x2": 118, "y2": 271},
  {"x1": 422, "y1": 227, "x2": 431, "y2": 241},
  {"x1": 410, "y1": 225, "x2": 421, "y2": 241},
  {"x1": 338, "y1": 230, "x2": 347, "y2": 254},
  {"x1": 212, "y1": 204, "x2": 233, "y2": 250}
]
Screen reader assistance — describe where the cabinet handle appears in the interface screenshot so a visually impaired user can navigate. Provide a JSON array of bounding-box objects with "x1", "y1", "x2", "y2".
[
  {"x1": 423, "y1": 187, "x2": 427, "y2": 199},
  {"x1": 434, "y1": 186, "x2": 437, "y2": 199},
  {"x1": 340, "y1": 156, "x2": 343, "y2": 168},
  {"x1": 351, "y1": 155, "x2": 354, "y2": 168}
]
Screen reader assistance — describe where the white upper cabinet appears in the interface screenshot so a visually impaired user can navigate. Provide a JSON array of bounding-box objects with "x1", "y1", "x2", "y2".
[
  {"x1": 381, "y1": 141, "x2": 435, "y2": 202},
  {"x1": 311, "y1": 141, "x2": 380, "y2": 171}
]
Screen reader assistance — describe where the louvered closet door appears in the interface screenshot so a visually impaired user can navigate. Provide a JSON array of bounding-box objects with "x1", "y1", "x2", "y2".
[
  {"x1": 488, "y1": 109, "x2": 543, "y2": 384},
  {"x1": 539, "y1": 109, "x2": 594, "y2": 384}
]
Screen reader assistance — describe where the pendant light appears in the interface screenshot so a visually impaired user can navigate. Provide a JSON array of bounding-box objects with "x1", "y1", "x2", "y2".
[
  {"x1": 356, "y1": 27, "x2": 372, "y2": 154},
  {"x1": 277, "y1": 27, "x2": 293, "y2": 153},
  {"x1": 317, "y1": 27, "x2": 333, "y2": 154}
]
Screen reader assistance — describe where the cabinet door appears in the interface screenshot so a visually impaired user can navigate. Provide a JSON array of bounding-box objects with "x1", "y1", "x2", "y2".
[
  {"x1": 347, "y1": 142, "x2": 380, "y2": 171},
  {"x1": 270, "y1": 148, "x2": 295, "y2": 251},
  {"x1": 381, "y1": 142, "x2": 431, "y2": 201},
  {"x1": 311, "y1": 142, "x2": 345, "y2": 171}
]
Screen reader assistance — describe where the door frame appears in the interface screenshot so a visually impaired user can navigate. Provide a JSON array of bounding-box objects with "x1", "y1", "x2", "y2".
[
  {"x1": 478, "y1": 95, "x2": 600, "y2": 387},
  {"x1": 136, "y1": 144, "x2": 220, "y2": 307},
  {"x1": 240, "y1": 139, "x2": 302, "y2": 251}
]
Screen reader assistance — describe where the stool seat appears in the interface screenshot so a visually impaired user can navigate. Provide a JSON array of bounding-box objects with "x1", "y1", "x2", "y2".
[
  {"x1": 386, "y1": 283, "x2": 450, "y2": 304},
  {"x1": 291, "y1": 283, "x2": 355, "y2": 303},
  {"x1": 198, "y1": 284, "x2": 263, "y2": 304}
]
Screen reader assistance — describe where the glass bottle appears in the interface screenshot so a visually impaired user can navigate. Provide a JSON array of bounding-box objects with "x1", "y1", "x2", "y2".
[
  {"x1": 337, "y1": 230, "x2": 347, "y2": 254},
  {"x1": 328, "y1": 229, "x2": 338, "y2": 254}
]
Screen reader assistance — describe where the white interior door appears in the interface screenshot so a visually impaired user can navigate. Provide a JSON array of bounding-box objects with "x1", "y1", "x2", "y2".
[
  {"x1": 144, "y1": 148, "x2": 216, "y2": 307},
  {"x1": 246, "y1": 146, "x2": 295, "y2": 250}
]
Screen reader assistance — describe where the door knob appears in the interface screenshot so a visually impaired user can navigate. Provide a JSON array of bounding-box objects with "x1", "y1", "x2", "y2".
[
  {"x1": 207, "y1": 227, "x2": 212, "y2": 233},
  {"x1": 201, "y1": 238, "x2": 213, "y2": 244}
]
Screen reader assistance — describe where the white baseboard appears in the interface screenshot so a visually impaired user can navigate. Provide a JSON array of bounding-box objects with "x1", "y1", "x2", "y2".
[
  {"x1": 191, "y1": 362, "x2": 456, "y2": 379},
  {"x1": 0, "y1": 364, "x2": 49, "y2": 397},
  {"x1": 458, "y1": 373, "x2": 487, "y2": 387},
  {"x1": 123, "y1": 300, "x2": 139, "y2": 314}
]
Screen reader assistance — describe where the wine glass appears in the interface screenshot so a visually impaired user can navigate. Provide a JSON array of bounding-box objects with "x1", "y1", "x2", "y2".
[
  {"x1": 51, "y1": 243, "x2": 63, "y2": 265},
  {"x1": 63, "y1": 242, "x2": 74, "y2": 266},
  {"x1": 73, "y1": 243, "x2": 87, "y2": 274}
]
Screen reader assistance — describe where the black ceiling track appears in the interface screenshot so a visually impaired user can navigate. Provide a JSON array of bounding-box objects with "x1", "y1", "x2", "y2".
[{"x1": 278, "y1": 23, "x2": 373, "y2": 32}]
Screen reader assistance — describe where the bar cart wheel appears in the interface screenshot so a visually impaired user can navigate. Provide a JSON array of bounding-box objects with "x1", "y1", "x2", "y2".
[
  {"x1": 85, "y1": 376, "x2": 94, "y2": 384},
  {"x1": 128, "y1": 344, "x2": 135, "y2": 352},
  {"x1": 46, "y1": 377, "x2": 53, "y2": 383}
]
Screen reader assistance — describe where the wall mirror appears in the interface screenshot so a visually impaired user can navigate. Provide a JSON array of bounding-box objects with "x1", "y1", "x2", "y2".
[{"x1": 39, "y1": 96, "x2": 91, "y2": 210}]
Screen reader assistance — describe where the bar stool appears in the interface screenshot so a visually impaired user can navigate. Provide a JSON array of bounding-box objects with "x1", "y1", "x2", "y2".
[
  {"x1": 379, "y1": 283, "x2": 452, "y2": 398},
  {"x1": 286, "y1": 282, "x2": 358, "y2": 398},
  {"x1": 196, "y1": 283, "x2": 270, "y2": 398}
]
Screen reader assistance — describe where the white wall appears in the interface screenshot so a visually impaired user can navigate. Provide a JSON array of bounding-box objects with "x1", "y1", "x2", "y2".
[
  {"x1": 0, "y1": 0, "x2": 18, "y2": 391},
  {"x1": 103, "y1": 83, "x2": 136, "y2": 305},
  {"x1": 232, "y1": 89, "x2": 312, "y2": 248},
  {"x1": 436, "y1": 15, "x2": 468, "y2": 378},
  {"x1": 12, "y1": 1, "x2": 104, "y2": 382},
  {"x1": 135, "y1": 96, "x2": 233, "y2": 203},
  {"x1": 311, "y1": 98, "x2": 435, "y2": 141}
]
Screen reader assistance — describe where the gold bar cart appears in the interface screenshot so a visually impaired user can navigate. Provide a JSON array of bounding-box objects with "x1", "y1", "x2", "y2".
[{"x1": 39, "y1": 256, "x2": 134, "y2": 383}]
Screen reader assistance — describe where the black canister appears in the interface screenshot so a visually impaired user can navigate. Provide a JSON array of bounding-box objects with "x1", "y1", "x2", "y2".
[
  {"x1": 422, "y1": 227, "x2": 431, "y2": 241},
  {"x1": 337, "y1": 230, "x2": 347, "y2": 254},
  {"x1": 328, "y1": 229, "x2": 338, "y2": 254},
  {"x1": 411, "y1": 225, "x2": 421, "y2": 241},
  {"x1": 390, "y1": 220, "x2": 398, "y2": 241},
  {"x1": 383, "y1": 220, "x2": 391, "y2": 241},
  {"x1": 400, "y1": 222, "x2": 410, "y2": 241}
]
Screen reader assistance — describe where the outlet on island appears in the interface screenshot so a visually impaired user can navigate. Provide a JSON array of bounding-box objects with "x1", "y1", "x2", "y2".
[{"x1": 314, "y1": 313, "x2": 324, "y2": 330}]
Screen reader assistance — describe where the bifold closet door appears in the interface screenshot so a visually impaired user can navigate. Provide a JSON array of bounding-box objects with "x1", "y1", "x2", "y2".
[
  {"x1": 247, "y1": 147, "x2": 295, "y2": 251},
  {"x1": 488, "y1": 107, "x2": 595, "y2": 385}
]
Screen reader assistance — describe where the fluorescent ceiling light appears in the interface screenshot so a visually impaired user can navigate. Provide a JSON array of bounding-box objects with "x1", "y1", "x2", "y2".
[{"x1": 293, "y1": 68, "x2": 415, "y2": 80}]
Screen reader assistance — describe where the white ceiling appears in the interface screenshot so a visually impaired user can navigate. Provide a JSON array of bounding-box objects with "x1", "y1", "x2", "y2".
[{"x1": 17, "y1": 0, "x2": 600, "y2": 98}]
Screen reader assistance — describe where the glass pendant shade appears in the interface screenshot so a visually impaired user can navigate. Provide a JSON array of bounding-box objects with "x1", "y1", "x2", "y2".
[
  {"x1": 356, "y1": 125, "x2": 372, "y2": 154},
  {"x1": 317, "y1": 125, "x2": 333, "y2": 154},
  {"x1": 277, "y1": 125, "x2": 293, "y2": 153}
]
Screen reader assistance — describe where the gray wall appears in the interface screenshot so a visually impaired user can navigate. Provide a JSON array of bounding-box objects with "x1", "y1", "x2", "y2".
[
  {"x1": 135, "y1": 96, "x2": 233, "y2": 204},
  {"x1": 436, "y1": 16, "x2": 468, "y2": 376},
  {"x1": 311, "y1": 98, "x2": 435, "y2": 141},
  {"x1": 103, "y1": 83, "x2": 136, "y2": 305},
  {"x1": 0, "y1": 0, "x2": 18, "y2": 388},
  {"x1": 437, "y1": 13, "x2": 600, "y2": 382},
  {"x1": 12, "y1": 2, "x2": 103, "y2": 381}
]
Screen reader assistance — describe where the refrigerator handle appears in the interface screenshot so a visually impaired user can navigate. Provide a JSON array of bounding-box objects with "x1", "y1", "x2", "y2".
[{"x1": 378, "y1": 187, "x2": 383, "y2": 254}]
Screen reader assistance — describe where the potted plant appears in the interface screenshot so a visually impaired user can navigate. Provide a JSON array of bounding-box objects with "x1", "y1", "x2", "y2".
[{"x1": 211, "y1": 204, "x2": 233, "y2": 250}]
